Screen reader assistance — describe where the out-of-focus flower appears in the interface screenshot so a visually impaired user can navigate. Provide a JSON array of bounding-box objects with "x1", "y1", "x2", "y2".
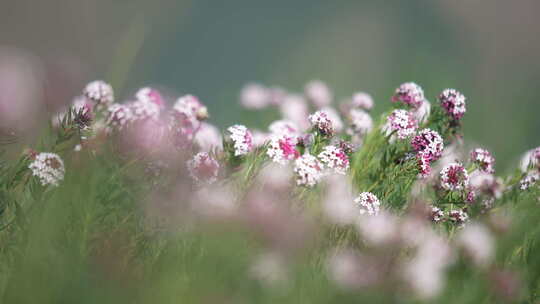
[
  {"x1": 187, "y1": 152, "x2": 219, "y2": 184},
  {"x1": 192, "y1": 185, "x2": 237, "y2": 219},
  {"x1": 293, "y1": 154, "x2": 324, "y2": 187},
  {"x1": 227, "y1": 125, "x2": 253, "y2": 156},
  {"x1": 130, "y1": 99, "x2": 161, "y2": 122},
  {"x1": 440, "y1": 162, "x2": 469, "y2": 191},
  {"x1": 193, "y1": 122, "x2": 222, "y2": 152},
  {"x1": 268, "y1": 120, "x2": 299, "y2": 138},
  {"x1": 136, "y1": 87, "x2": 166, "y2": 109},
  {"x1": 391, "y1": 82, "x2": 425, "y2": 108},
  {"x1": 430, "y1": 206, "x2": 445, "y2": 223},
  {"x1": 347, "y1": 108, "x2": 373, "y2": 136},
  {"x1": 28, "y1": 152, "x2": 65, "y2": 187},
  {"x1": 308, "y1": 110, "x2": 334, "y2": 136},
  {"x1": 448, "y1": 209, "x2": 469, "y2": 226},
  {"x1": 106, "y1": 103, "x2": 133, "y2": 131},
  {"x1": 327, "y1": 250, "x2": 381, "y2": 289},
  {"x1": 268, "y1": 86, "x2": 287, "y2": 106},
  {"x1": 356, "y1": 211, "x2": 399, "y2": 245},
  {"x1": 519, "y1": 146, "x2": 540, "y2": 172},
  {"x1": 470, "y1": 148, "x2": 495, "y2": 173},
  {"x1": 305, "y1": 80, "x2": 332, "y2": 108},
  {"x1": 173, "y1": 94, "x2": 208, "y2": 121},
  {"x1": 266, "y1": 135, "x2": 300, "y2": 165},
  {"x1": 412, "y1": 99, "x2": 431, "y2": 124},
  {"x1": 321, "y1": 107, "x2": 344, "y2": 133},
  {"x1": 318, "y1": 145, "x2": 349, "y2": 175},
  {"x1": 519, "y1": 172, "x2": 539, "y2": 190},
  {"x1": 126, "y1": 118, "x2": 170, "y2": 157},
  {"x1": 354, "y1": 192, "x2": 380, "y2": 216},
  {"x1": 457, "y1": 222, "x2": 494, "y2": 267},
  {"x1": 322, "y1": 175, "x2": 356, "y2": 225},
  {"x1": 438, "y1": 89, "x2": 466, "y2": 121},
  {"x1": 489, "y1": 269, "x2": 522, "y2": 303},
  {"x1": 257, "y1": 163, "x2": 293, "y2": 191},
  {"x1": 250, "y1": 252, "x2": 289, "y2": 288},
  {"x1": 411, "y1": 129, "x2": 444, "y2": 162},
  {"x1": 469, "y1": 170, "x2": 503, "y2": 199},
  {"x1": 240, "y1": 83, "x2": 270, "y2": 109},
  {"x1": 251, "y1": 130, "x2": 270, "y2": 148},
  {"x1": 280, "y1": 94, "x2": 309, "y2": 131},
  {"x1": 350, "y1": 92, "x2": 374, "y2": 110},
  {"x1": 83, "y1": 80, "x2": 114, "y2": 107},
  {"x1": 384, "y1": 109, "x2": 418, "y2": 139}
]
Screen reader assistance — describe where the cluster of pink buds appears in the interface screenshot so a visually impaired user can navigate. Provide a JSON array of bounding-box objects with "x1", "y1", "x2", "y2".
[
  {"x1": 318, "y1": 145, "x2": 350, "y2": 175},
  {"x1": 448, "y1": 209, "x2": 469, "y2": 226},
  {"x1": 391, "y1": 82, "x2": 425, "y2": 108},
  {"x1": 227, "y1": 125, "x2": 253, "y2": 156},
  {"x1": 438, "y1": 89, "x2": 466, "y2": 121},
  {"x1": 266, "y1": 135, "x2": 300, "y2": 165},
  {"x1": 440, "y1": 162, "x2": 470, "y2": 191},
  {"x1": 385, "y1": 109, "x2": 418, "y2": 139},
  {"x1": 308, "y1": 110, "x2": 334, "y2": 136},
  {"x1": 354, "y1": 192, "x2": 380, "y2": 216},
  {"x1": 293, "y1": 154, "x2": 324, "y2": 187},
  {"x1": 470, "y1": 148, "x2": 495, "y2": 174},
  {"x1": 411, "y1": 129, "x2": 444, "y2": 177},
  {"x1": 187, "y1": 152, "x2": 220, "y2": 184}
]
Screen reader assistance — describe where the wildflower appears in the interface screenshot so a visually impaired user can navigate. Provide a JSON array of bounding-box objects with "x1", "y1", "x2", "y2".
[
  {"x1": 173, "y1": 94, "x2": 208, "y2": 121},
  {"x1": 457, "y1": 223, "x2": 494, "y2": 267},
  {"x1": 279, "y1": 94, "x2": 309, "y2": 131},
  {"x1": 130, "y1": 99, "x2": 160, "y2": 122},
  {"x1": 430, "y1": 206, "x2": 445, "y2": 222},
  {"x1": 347, "y1": 108, "x2": 373, "y2": 136},
  {"x1": 519, "y1": 146, "x2": 540, "y2": 172},
  {"x1": 293, "y1": 154, "x2": 324, "y2": 187},
  {"x1": 321, "y1": 107, "x2": 344, "y2": 133},
  {"x1": 251, "y1": 130, "x2": 269, "y2": 148},
  {"x1": 305, "y1": 80, "x2": 332, "y2": 108},
  {"x1": 385, "y1": 109, "x2": 418, "y2": 139},
  {"x1": 354, "y1": 192, "x2": 380, "y2": 216},
  {"x1": 411, "y1": 129, "x2": 444, "y2": 162},
  {"x1": 240, "y1": 83, "x2": 269, "y2": 109},
  {"x1": 227, "y1": 125, "x2": 253, "y2": 156},
  {"x1": 448, "y1": 209, "x2": 469, "y2": 226},
  {"x1": 266, "y1": 135, "x2": 300, "y2": 165},
  {"x1": 469, "y1": 170, "x2": 503, "y2": 199},
  {"x1": 350, "y1": 92, "x2": 374, "y2": 110},
  {"x1": 83, "y1": 80, "x2": 114, "y2": 106},
  {"x1": 308, "y1": 110, "x2": 334, "y2": 136},
  {"x1": 135, "y1": 87, "x2": 166, "y2": 108},
  {"x1": 318, "y1": 145, "x2": 349, "y2": 175},
  {"x1": 440, "y1": 162, "x2": 469, "y2": 191},
  {"x1": 193, "y1": 122, "x2": 222, "y2": 152},
  {"x1": 106, "y1": 103, "x2": 133, "y2": 130},
  {"x1": 28, "y1": 152, "x2": 65, "y2": 187},
  {"x1": 470, "y1": 148, "x2": 495, "y2": 173},
  {"x1": 187, "y1": 152, "x2": 219, "y2": 184},
  {"x1": 519, "y1": 172, "x2": 539, "y2": 190},
  {"x1": 322, "y1": 175, "x2": 356, "y2": 225},
  {"x1": 438, "y1": 89, "x2": 466, "y2": 120},
  {"x1": 391, "y1": 82, "x2": 424, "y2": 108},
  {"x1": 417, "y1": 156, "x2": 432, "y2": 178},
  {"x1": 356, "y1": 211, "x2": 399, "y2": 245},
  {"x1": 268, "y1": 120, "x2": 299, "y2": 138}
]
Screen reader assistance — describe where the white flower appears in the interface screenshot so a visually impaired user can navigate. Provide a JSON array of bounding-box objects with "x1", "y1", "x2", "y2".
[
  {"x1": 266, "y1": 135, "x2": 299, "y2": 165},
  {"x1": 268, "y1": 120, "x2": 299, "y2": 138},
  {"x1": 384, "y1": 109, "x2": 418, "y2": 139},
  {"x1": 293, "y1": 154, "x2": 324, "y2": 187},
  {"x1": 83, "y1": 80, "x2": 114, "y2": 106},
  {"x1": 240, "y1": 83, "x2": 270, "y2": 109},
  {"x1": 28, "y1": 152, "x2": 65, "y2": 187},
  {"x1": 308, "y1": 110, "x2": 334, "y2": 135},
  {"x1": 227, "y1": 125, "x2": 253, "y2": 156},
  {"x1": 130, "y1": 99, "x2": 160, "y2": 122},
  {"x1": 305, "y1": 80, "x2": 332, "y2": 108},
  {"x1": 318, "y1": 145, "x2": 349, "y2": 175},
  {"x1": 187, "y1": 152, "x2": 219, "y2": 184},
  {"x1": 279, "y1": 94, "x2": 309, "y2": 131},
  {"x1": 194, "y1": 122, "x2": 222, "y2": 152},
  {"x1": 440, "y1": 162, "x2": 469, "y2": 191},
  {"x1": 106, "y1": 103, "x2": 133, "y2": 130},
  {"x1": 350, "y1": 92, "x2": 374, "y2": 110},
  {"x1": 354, "y1": 192, "x2": 380, "y2": 216},
  {"x1": 348, "y1": 108, "x2": 373, "y2": 136}
]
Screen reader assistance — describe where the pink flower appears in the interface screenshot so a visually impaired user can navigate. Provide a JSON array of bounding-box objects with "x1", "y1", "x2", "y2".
[
  {"x1": 308, "y1": 110, "x2": 334, "y2": 136},
  {"x1": 187, "y1": 152, "x2": 220, "y2": 184},
  {"x1": 438, "y1": 89, "x2": 466, "y2": 120},
  {"x1": 385, "y1": 109, "x2": 418, "y2": 139},
  {"x1": 227, "y1": 125, "x2": 253, "y2": 156},
  {"x1": 440, "y1": 162, "x2": 469, "y2": 191},
  {"x1": 391, "y1": 82, "x2": 424, "y2": 108},
  {"x1": 136, "y1": 87, "x2": 166, "y2": 109},
  {"x1": 350, "y1": 92, "x2": 374, "y2": 110},
  {"x1": 106, "y1": 103, "x2": 133, "y2": 131},
  {"x1": 347, "y1": 109, "x2": 373, "y2": 136},
  {"x1": 354, "y1": 192, "x2": 380, "y2": 216},
  {"x1": 430, "y1": 206, "x2": 445, "y2": 223},
  {"x1": 470, "y1": 148, "x2": 495, "y2": 174},
  {"x1": 293, "y1": 154, "x2": 324, "y2": 187},
  {"x1": 83, "y1": 80, "x2": 114, "y2": 107},
  {"x1": 305, "y1": 80, "x2": 332, "y2": 108},
  {"x1": 411, "y1": 129, "x2": 444, "y2": 162},
  {"x1": 268, "y1": 120, "x2": 299, "y2": 138},
  {"x1": 240, "y1": 83, "x2": 270, "y2": 109},
  {"x1": 266, "y1": 135, "x2": 300, "y2": 164},
  {"x1": 279, "y1": 94, "x2": 309, "y2": 131},
  {"x1": 173, "y1": 94, "x2": 208, "y2": 121},
  {"x1": 318, "y1": 145, "x2": 349, "y2": 175},
  {"x1": 448, "y1": 209, "x2": 469, "y2": 226},
  {"x1": 193, "y1": 122, "x2": 222, "y2": 152}
]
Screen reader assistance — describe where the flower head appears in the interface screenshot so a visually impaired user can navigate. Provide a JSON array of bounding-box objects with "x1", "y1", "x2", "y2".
[
  {"x1": 130, "y1": 99, "x2": 160, "y2": 122},
  {"x1": 520, "y1": 172, "x2": 539, "y2": 190},
  {"x1": 430, "y1": 206, "x2": 445, "y2": 223},
  {"x1": 354, "y1": 192, "x2": 380, "y2": 216},
  {"x1": 83, "y1": 80, "x2": 114, "y2": 107},
  {"x1": 240, "y1": 83, "x2": 270, "y2": 109},
  {"x1": 438, "y1": 89, "x2": 466, "y2": 120},
  {"x1": 173, "y1": 95, "x2": 208, "y2": 121},
  {"x1": 448, "y1": 209, "x2": 469, "y2": 226},
  {"x1": 293, "y1": 154, "x2": 324, "y2": 187},
  {"x1": 440, "y1": 162, "x2": 469, "y2": 191},
  {"x1": 194, "y1": 122, "x2": 222, "y2": 152},
  {"x1": 391, "y1": 82, "x2": 424, "y2": 108},
  {"x1": 411, "y1": 129, "x2": 444, "y2": 162},
  {"x1": 308, "y1": 110, "x2": 334, "y2": 136},
  {"x1": 106, "y1": 103, "x2": 133, "y2": 130},
  {"x1": 227, "y1": 125, "x2": 253, "y2": 156},
  {"x1": 347, "y1": 109, "x2": 373, "y2": 136},
  {"x1": 28, "y1": 152, "x2": 65, "y2": 187},
  {"x1": 266, "y1": 135, "x2": 299, "y2": 164},
  {"x1": 519, "y1": 146, "x2": 540, "y2": 172},
  {"x1": 305, "y1": 80, "x2": 332, "y2": 108},
  {"x1": 268, "y1": 120, "x2": 299, "y2": 138},
  {"x1": 470, "y1": 148, "x2": 495, "y2": 174},
  {"x1": 136, "y1": 87, "x2": 166, "y2": 109},
  {"x1": 385, "y1": 109, "x2": 418, "y2": 139},
  {"x1": 318, "y1": 145, "x2": 349, "y2": 175},
  {"x1": 350, "y1": 92, "x2": 374, "y2": 110},
  {"x1": 187, "y1": 152, "x2": 219, "y2": 184},
  {"x1": 279, "y1": 94, "x2": 309, "y2": 131}
]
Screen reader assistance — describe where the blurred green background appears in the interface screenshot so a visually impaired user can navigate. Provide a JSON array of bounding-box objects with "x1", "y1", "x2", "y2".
[{"x1": 2, "y1": 0, "x2": 539, "y2": 170}]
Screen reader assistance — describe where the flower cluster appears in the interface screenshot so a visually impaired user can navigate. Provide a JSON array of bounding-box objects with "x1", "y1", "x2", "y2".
[
  {"x1": 187, "y1": 152, "x2": 220, "y2": 184},
  {"x1": 305, "y1": 80, "x2": 333, "y2": 108},
  {"x1": 448, "y1": 209, "x2": 469, "y2": 226},
  {"x1": 391, "y1": 82, "x2": 425, "y2": 108},
  {"x1": 470, "y1": 148, "x2": 495, "y2": 173},
  {"x1": 350, "y1": 92, "x2": 374, "y2": 110},
  {"x1": 347, "y1": 108, "x2": 373, "y2": 136},
  {"x1": 28, "y1": 152, "x2": 65, "y2": 187},
  {"x1": 430, "y1": 206, "x2": 445, "y2": 223},
  {"x1": 105, "y1": 103, "x2": 133, "y2": 130},
  {"x1": 440, "y1": 162, "x2": 470, "y2": 191},
  {"x1": 308, "y1": 110, "x2": 334, "y2": 136},
  {"x1": 438, "y1": 89, "x2": 466, "y2": 121},
  {"x1": 354, "y1": 192, "x2": 380, "y2": 216},
  {"x1": 227, "y1": 125, "x2": 253, "y2": 156},
  {"x1": 83, "y1": 80, "x2": 114, "y2": 107},
  {"x1": 293, "y1": 154, "x2": 324, "y2": 187},
  {"x1": 411, "y1": 129, "x2": 444, "y2": 177},
  {"x1": 385, "y1": 109, "x2": 418, "y2": 139},
  {"x1": 318, "y1": 145, "x2": 349, "y2": 175},
  {"x1": 266, "y1": 135, "x2": 299, "y2": 165}
]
